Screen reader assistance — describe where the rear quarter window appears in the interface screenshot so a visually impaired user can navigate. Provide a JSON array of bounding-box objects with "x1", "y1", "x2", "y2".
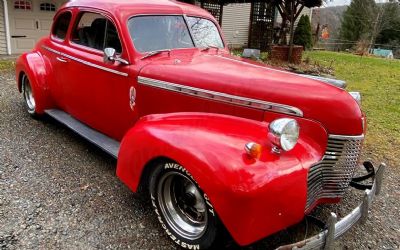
[{"x1": 52, "y1": 11, "x2": 72, "y2": 40}]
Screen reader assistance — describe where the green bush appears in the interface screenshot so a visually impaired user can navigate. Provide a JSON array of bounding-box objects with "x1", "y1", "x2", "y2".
[{"x1": 294, "y1": 15, "x2": 313, "y2": 49}]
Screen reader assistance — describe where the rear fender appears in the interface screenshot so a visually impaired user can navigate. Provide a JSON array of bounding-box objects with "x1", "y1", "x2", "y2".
[
  {"x1": 116, "y1": 112, "x2": 327, "y2": 245},
  {"x1": 16, "y1": 52, "x2": 54, "y2": 114}
]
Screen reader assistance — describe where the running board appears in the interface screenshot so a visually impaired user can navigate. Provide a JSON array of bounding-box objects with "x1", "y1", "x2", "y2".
[{"x1": 45, "y1": 109, "x2": 120, "y2": 158}]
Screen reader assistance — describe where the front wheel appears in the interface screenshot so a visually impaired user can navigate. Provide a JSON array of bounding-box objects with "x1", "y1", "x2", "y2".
[
  {"x1": 21, "y1": 74, "x2": 38, "y2": 117},
  {"x1": 149, "y1": 162, "x2": 218, "y2": 249}
]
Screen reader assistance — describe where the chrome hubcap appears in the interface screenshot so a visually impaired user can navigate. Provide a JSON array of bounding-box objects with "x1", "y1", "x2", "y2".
[
  {"x1": 157, "y1": 172, "x2": 207, "y2": 240},
  {"x1": 23, "y1": 76, "x2": 35, "y2": 112}
]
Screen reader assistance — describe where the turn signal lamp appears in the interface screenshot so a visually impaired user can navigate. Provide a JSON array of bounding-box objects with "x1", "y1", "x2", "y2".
[{"x1": 245, "y1": 142, "x2": 262, "y2": 159}]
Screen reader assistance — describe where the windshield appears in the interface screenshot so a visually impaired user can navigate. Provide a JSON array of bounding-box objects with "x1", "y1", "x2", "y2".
[
  {"x1": 128, "y1": 15, "x2": 224, "y2": 53},
  {"x1": 185, "y1": 16, "x2": 224, "y2": 48}
]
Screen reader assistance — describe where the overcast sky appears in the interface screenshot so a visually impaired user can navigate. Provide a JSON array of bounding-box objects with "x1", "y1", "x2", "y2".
[
  {"x1": 322, "y1": 0, "x2": 390, "y2": 6},
  {"x1": 323, "y1": 0, "x2": 350, "y2": 6}
]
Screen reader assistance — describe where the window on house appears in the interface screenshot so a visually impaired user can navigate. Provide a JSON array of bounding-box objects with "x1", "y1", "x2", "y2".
[
  {"x1": 52, "y1": 11, "x2": 72, "y2": 40},
  {"x1": 71, "y1": 12, "x2": 122, "y2": 53},
  {"x1": 14, "y1": 0, "x2": 32, "y2": 10},
  {"x1": 40, "y1": 3, "x2": 56, "y2": 11}
]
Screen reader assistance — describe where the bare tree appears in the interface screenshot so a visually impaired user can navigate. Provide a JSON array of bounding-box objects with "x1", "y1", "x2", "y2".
[
  {"x1": 274, "y1": 0, "x2": 323, "y2": 61},
  {"x1": 369, "y1": 0, "x2": 400, "y2": 51}
]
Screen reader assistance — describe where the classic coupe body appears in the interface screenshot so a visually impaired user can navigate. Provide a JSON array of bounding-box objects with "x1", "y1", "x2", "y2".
[{"x1": 15, "y1": 0, "x2": 385, "y2": 249}]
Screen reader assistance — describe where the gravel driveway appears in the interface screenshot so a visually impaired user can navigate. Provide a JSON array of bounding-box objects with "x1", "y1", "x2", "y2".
[{"x1": 1, "y1": 69, "x2": 399, "y2": 249}]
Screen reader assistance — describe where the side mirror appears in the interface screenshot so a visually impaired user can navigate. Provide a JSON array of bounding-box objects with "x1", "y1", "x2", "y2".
[
  {"x1": 104, "y1": 47, "x2": 116, "y2": 63},
  {"x1": 103, "y1": 48, "x2": 129, "y2": 65}
]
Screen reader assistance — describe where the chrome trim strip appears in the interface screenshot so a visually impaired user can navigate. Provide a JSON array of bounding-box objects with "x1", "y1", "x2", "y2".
[
  {"x1": 42, "y1": 46, "x2": 128, "y2": 77},
  {"x1": 138, "y1": 76, "x2": 304, "y2": 117},
  {"x1": 302, "y1": 74, "x2": 347, "y2": 89},
  {"x1": 329, "y1": 134, "x2": 365, "y2": 140}
]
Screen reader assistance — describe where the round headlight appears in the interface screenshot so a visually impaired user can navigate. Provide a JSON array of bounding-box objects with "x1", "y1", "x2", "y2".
[{"x1": 268, "y1": 118, "x2": 300, "y2": 152}]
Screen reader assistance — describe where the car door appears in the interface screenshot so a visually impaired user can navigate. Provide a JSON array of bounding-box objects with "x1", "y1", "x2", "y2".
[
  {"x1": 60, "y1": 11, "x2": 137, "y2": 140},
  {"x1": 41, "y1": 10, "x2": 73, "y2": 111}
]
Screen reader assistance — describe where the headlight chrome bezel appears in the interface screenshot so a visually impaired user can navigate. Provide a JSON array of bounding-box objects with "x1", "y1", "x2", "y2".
[
  {"x1": 349, "y1": 91, "x2": 362, "y2": 105},
  {"x1": 268, "y1": 118, "x2": 300, "y2": 153}
]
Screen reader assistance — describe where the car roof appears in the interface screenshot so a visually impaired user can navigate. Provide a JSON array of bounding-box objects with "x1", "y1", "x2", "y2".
[{"x1": 63, "y1": 0, "x2": 215, "y2": 21}]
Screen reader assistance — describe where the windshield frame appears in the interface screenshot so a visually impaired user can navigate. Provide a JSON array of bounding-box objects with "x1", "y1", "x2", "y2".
[{"x1": 126, "y1": 14, "x2": 225, "y2": 55}]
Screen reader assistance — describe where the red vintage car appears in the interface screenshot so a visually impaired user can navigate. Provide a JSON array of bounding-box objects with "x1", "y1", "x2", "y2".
[{"x1": 15, "y1": 0, "x2": 385, "y2": 249}]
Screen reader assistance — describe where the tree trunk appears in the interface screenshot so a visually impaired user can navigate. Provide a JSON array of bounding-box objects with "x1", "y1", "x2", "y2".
[
  {"x1": 280, "y1": 17, "x2": 288, "y2": 45},
  {"x1": 288, "y1": 1, "x2": 295, "y2": 62},
  {"x1": 369, "y1": 11, "x2": 381, "y2": 53}
]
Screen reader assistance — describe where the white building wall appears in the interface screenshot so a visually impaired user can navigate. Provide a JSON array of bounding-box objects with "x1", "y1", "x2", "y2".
[
  {"x1": 220, "y1": 5, "x2": 311, "y2": 48},
  {"x1": 221, "y1": 3, "x2": 251, "y2": 48}
]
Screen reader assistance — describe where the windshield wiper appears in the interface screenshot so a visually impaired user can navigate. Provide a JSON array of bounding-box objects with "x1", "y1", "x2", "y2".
[
  {"x1": 200, "y1": 45, "x2": 220, "y2": 52},
  {"x1": 141, "y1": 49, "x2": 171, "y2": 60}
]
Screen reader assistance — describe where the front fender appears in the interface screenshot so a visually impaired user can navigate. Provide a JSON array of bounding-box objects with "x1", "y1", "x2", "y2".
[
  {"x1": 16, "y1": 51, "x2": 53, "y2": 114},
  {"x1": 116, "y1": 112, "x2": 327, "y2": 245}
]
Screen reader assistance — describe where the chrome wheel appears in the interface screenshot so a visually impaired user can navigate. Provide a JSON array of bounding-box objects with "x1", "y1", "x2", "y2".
[
  {"x1": 157, "y1": 171, "x2": 208, "y2": 240},
  {"x1": 22, "y1": 75, "x2": 36, "y2": 113}
]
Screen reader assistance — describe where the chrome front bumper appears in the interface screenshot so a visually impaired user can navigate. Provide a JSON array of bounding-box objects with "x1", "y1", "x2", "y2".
[{"x1": 277, "y1": 162, "x2": 386, "y2": 250}]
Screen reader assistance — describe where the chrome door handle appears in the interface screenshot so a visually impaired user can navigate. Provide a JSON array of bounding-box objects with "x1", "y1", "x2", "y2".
[{"x1": 56, "y1": 57, "x2": 68, "y2": 63}]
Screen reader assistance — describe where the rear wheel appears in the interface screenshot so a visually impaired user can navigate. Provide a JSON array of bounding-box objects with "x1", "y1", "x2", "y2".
[
  {"x1": 21, "y1": 74, "x2": 38, "y2": 117},
  {"x1": 149, "y1": 162, "x2": 218, "y2": 249}
]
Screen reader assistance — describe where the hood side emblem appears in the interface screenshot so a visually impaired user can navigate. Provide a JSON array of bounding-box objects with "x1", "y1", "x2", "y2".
[{"x1": 129, "y1": 86, "x2": 136, "y2": 110}]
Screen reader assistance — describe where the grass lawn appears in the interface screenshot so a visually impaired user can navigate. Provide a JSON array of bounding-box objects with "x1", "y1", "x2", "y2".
[
  {"x1": 0, "y1": 60, "x2": 14, "y2": 72},
  {"x1": 305, "y1": 51, "x2": 400, "y2": 164}
]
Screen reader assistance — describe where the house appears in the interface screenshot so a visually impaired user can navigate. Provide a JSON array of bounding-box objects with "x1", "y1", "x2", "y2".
[
  {"x1": 194, "y1": 2, "x2": 312, "y2": 49},
  {"x1": 0, "y1": 0, "x2": 68, "y2": 55},
  {"x1": 0, "y1": 0, "x2": 311, "y2": 55},
  {"x1": 371, "y1": 48, "x2": 394, "y2": 59}
]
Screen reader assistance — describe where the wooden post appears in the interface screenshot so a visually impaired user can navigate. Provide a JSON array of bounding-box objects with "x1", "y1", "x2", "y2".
[
  {"x1": 219, "y1": 3, "x2": 224, "y2": 26},
  {"x1": 248, "y1": 2, "x2": 255, "y2": 48}
]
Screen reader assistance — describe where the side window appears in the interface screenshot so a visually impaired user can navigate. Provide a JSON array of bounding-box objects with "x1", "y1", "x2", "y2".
[
  {"x1": 71, "y1": 12, "x2": 122, "y2": 53},
  {"x1": 52, "y1": 11, "x2": 72, "y2": 40}
]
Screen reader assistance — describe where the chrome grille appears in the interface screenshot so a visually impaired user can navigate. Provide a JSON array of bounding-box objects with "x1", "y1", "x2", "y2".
[{"x1": 306, "y1": 134, "x2": 364, "y2": 212}]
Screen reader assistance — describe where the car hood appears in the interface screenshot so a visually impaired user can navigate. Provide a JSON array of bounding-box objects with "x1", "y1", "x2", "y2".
[{"x1": 138, "y1": 52, "x2": 363, "y2": 135}]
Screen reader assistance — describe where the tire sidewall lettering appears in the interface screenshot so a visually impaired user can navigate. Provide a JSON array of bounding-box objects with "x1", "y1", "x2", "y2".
[
  {"x1": 151, "y1": 163, "x2": 217, "y2": 249},
  {"x1": 163, "y1": 163, "x2": 215, "y2": 216}
]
